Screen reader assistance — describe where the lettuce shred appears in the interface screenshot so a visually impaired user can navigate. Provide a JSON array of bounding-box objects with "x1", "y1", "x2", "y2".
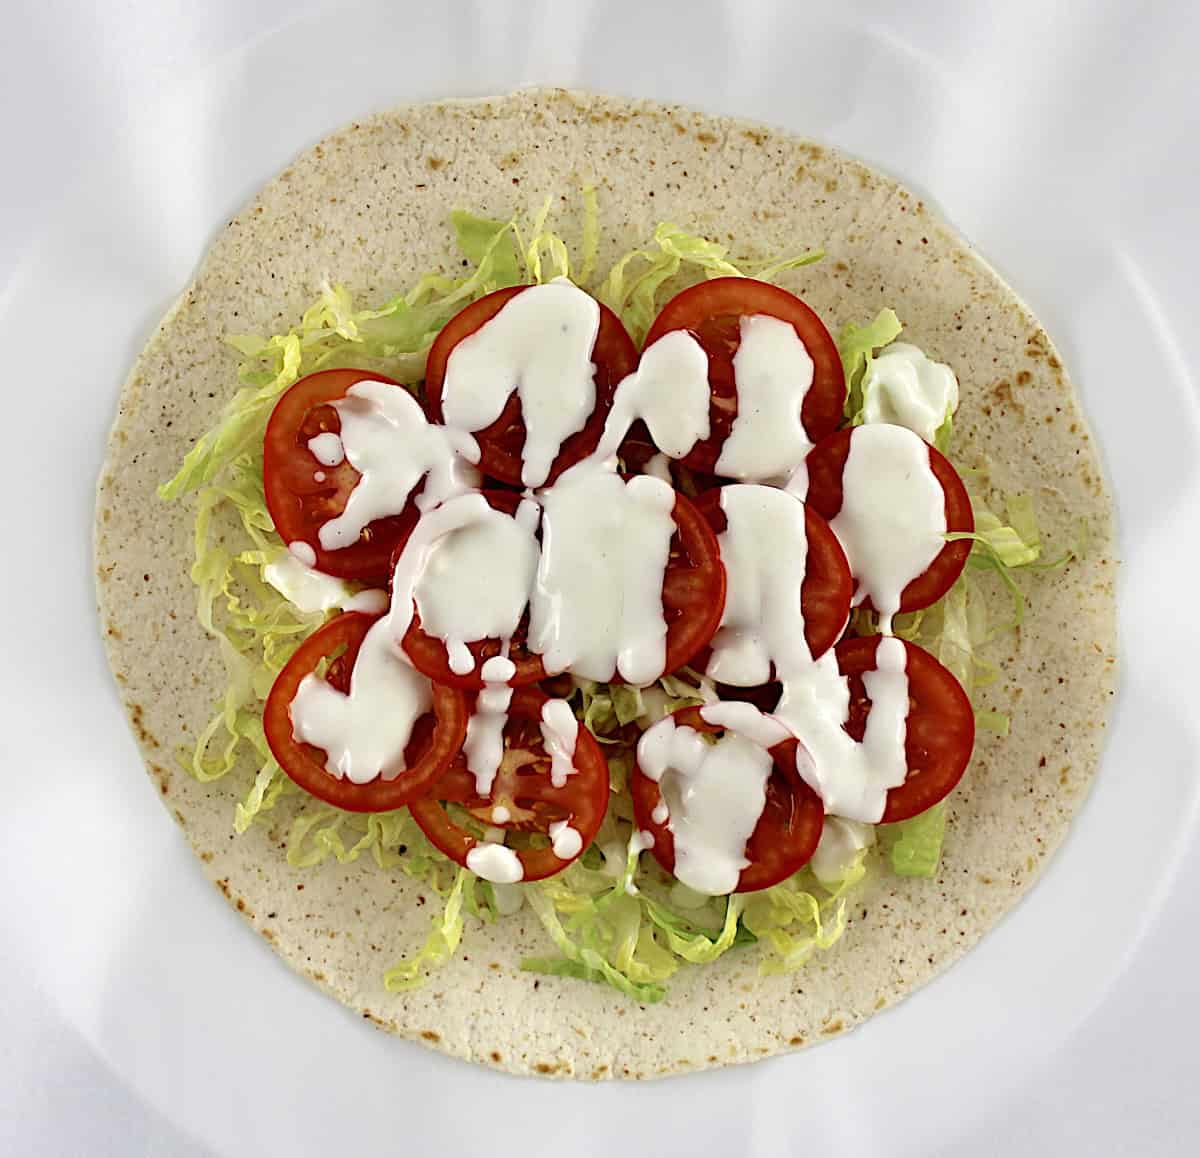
[{"x1": 520, "y1": 825, "x2": 862, "y2": 1002}]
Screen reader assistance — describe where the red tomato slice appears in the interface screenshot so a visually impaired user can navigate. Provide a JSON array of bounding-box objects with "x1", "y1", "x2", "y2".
[
  {"x1": 641, "y1": 278, "x2": 845, "y2": 475},
  {"x1": 263, "y1": 611, "x2": 469, "y2": 813},
  {"x1": 400, "y1": 487, "x2": 725, "y2": 688},
  {"x1": 691, "y1": 486, "x2": 852, "y2": 666},
  {"x1": 263, "y1": 369, "x2": 419, "y2": 584},
  {"x1": 424, "y1": 286, "x2": 639, "y2": 487},
  {"x1": 630, "y1": 705, "x2": 825, "y2": 893},
  {"x1": 836, "y1": 635, "x2": 975, "y2": 823},
  {"x1": 408, "y1": 687, "x2": 609, "y2": 882},
  {"x1": 398, "y1": 490, "x2": 548, "y2": 689},
  {"x1": 804, "y1": 427, "x2": 974, "y2": 613},
  {"x1": 644, "y1": 489, "x2": 727, "y2": 685}
]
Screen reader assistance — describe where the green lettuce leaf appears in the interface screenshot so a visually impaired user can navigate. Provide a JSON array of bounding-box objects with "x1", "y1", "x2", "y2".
[
  {"x1": 596, "y1": 221, "x2": 822, "y2": 343},
  {"x1": 836, "y1": 308, "x2": 903, "y2": 423},
  {"x1": 884, "y1": 803, "x2": 947, "y2": 877},
  {"x1": 384, "y1": 868, "x2": 470, "y2": 992}
]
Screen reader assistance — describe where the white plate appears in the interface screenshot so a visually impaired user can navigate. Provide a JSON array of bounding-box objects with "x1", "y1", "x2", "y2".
[{"x1": 3, "y1": 1, "x2": 1198, "y2": 1154}]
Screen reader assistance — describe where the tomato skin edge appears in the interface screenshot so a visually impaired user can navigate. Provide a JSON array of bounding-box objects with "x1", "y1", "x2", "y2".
[
  {"x1": 630, "y1": 705, "x2": 825, "y2": 894},
  {"x1": 835, "y1": 634, "x2": 976, "y2": 824},
  {"x1": 262, "y1": 612, "x2": 469, "y2": 813},
  {"x1": 407, "y1": 687, "x2": 610, "y2": 882}
]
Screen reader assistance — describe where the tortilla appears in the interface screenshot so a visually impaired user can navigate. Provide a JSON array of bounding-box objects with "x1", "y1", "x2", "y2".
[{"x1": 94, "y1": 88, "x2": 1117, "y2": 1079}]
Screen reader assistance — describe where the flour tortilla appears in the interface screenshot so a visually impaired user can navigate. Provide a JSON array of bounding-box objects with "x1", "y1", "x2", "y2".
[{"x1": 95, "y1": 89, "x2": 1117, "y2": 1080}]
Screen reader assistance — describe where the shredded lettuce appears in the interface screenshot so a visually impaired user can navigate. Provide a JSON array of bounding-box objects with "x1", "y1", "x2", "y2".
[
  {"x1": 596, "y1": 222, "x2": 822, "y2": 343},
  {"x1": 384, "y1": 868, "x2": 470, "y2": 992},
  {"x1": 836, "y1": 308, "x2": 903, "y2": 423},
  {"x1": 884, "y1": 803, "x2": 947, "y2": 877}
]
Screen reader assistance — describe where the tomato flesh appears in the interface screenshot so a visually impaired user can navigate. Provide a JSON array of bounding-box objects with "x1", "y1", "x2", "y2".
[
  {"x1": 836, "y1": 634, "x2": 975, "y2": 822},
  {"x1": 642, "y1": 278, "x2": 845, "y2": 475},
  {"x1": 263, "y1": 369, "x2": 420, "y2": 584},
  {"x1": 408, "y1": 687, "x2": 609, "y2": 882},
  {"x1": 424, "y1": 286, "x2": 639, "y2": 487},
  {"x1": 804, "y1": 428, "x2": 974, "y2": 614},
  {"x1": 263, "y1": 611, "x2": 468, "y2": 812},
  {"x1": 630, "y1": 705, "x2": 825, "y2": 893}
]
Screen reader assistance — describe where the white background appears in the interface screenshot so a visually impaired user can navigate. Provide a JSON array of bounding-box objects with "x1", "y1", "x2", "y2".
[{"x1": 2, "y1": 1, "x2": 1198, "y2": 1155}]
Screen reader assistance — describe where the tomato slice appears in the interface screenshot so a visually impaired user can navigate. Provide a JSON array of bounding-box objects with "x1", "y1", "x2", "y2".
[
  {"x1": 263, "y1": 369, "x2": 419, "y2": 584},
  {"x1": 630, "y1": 705, "x2": 825, "y2": 893},
  {"x1": 646, "y1": 489, "x2": 727, "y2": 684},
  {"x1": 398, "y1": 490, "x2": 548, "y2": 689},
  {"x1": 641, "y1": 278, "x2": 845, "y2": 475},
  {"x1": 424, "y1": 286, "x2": 639, "y2": 487},
  {"x1": 836, "y1": 635, "x2": 975, "y2": 823},
  {"x1": 400, "y1": 487, "x2": 724, "y2": 688},
  {"x1": 408, "y1": 687, "x2": 609, "y2": 882},
  {"x1": 263, "y1": 611, "x2": 469, "y2": 813},
  {"x1": 691, "y1": 486, "x2": 852, "y2": 666},
  {"x1": 804, "y1": 427, "x2": 974, "y2": 613}
]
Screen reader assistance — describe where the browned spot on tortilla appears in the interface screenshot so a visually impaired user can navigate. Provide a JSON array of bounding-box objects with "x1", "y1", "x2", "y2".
[
  {"x1": 707, "y1": 1054, "x2": 719, "y2": 1062},
  {"x1": 742, "y1": 128, "x2": 768, "y2": 146},
  {"x1": 420, "y1": 1030, "x2": 441, "y2": 1042},
  {"x1": 426, "y1": 156, "x2": 446, "y2": 170},
  {"x1": 875, "y1": 996, "x2": 887, "y2": 1010},
  {"x1": 1017, "y1": 370, "x2": 1032, "y2": 385},
  {"x1": 822, "y1": 1020, "x2": 845, "y2": 1035},
  {"x1": 216, "y1": 878, "x2": 231, "y2": 899},
  {"x1": 362, "y1": 1010, "x2": 387, "y2": 1028},
  {"x1": 695, "y1": 131, "x2": 718, "y2": 145},
  {"x1": 991, "y1": 379, "x2": 1025, "y2": 415},
  {"x1": 200, "y1": 850, "x2": 213, "y2": 863},
  {"x1": 534, "y1": 1061, "x2": 561, "y2": 1075},
  {"x1": 262, "y1": 928, "x2": 277, "y2": 944},
  {"x1": 591, "y1": 1064, "x2": 609, "y2": 1078},
  {"x1": 788, "y1": 1035, "x2": 805, "y2": 1045},
  {"x1": 310, "y1": 970, "x2": 326, "y2": 983},
  {"x1": 127, "y1": 703, "x2": 160, "y2": 749},
  {"x1": 491, "y1": 1051, "x2": 503, "y2": 1063},
  {"x1": 235, "y1": 897, "x2": 247, "y2": 914},
  {"x1": 825, "y1": 178, "x2": 838, "y2": 192},
  {"x1": 106, "y1": 623, "x2": 122, "y2": 640}
]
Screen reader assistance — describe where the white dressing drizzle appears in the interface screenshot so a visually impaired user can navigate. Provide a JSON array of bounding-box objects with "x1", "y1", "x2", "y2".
[
  {"x1": 809, "y1": 817, "x2": 876, "y2": 886},
  {"x1": 830, "y1": 423, "x2": 946, "y2": 634},
  {"x1": 463, "y1": 656, "x2": 516, "y2": 796},
  {"x1": 263, "y1": 553, "x2": 388, "y2": 615},
  {"x1": 592, "y1": 330, "x2": 711, "y2": 461},
  {"x1": 307, "y1": 432, "x2": 345, "y2": 467},
  {"x1": 637, "y1": 713, "x2": 773, "y2": 896},
  {"x1": 716, "y1": 315, "x2": 815, "y2": 481},
  {"x1": 529, "y1": 466, "x2": 676, "y2": 683},
  {"x1": 466, "y1": 842, "x2": 524, "y2": 884},
  {"x1": 540, "y1": 698, "x2": 579, "y2": 788},
  {"x1": 288, "y1": 617, "x2": 433, "y2": 784},
  {"x1": 440, "y1": 279, "x2": 600, "y2": 488},
  {"x1": 861, "y1": 342, "x2": 959, "y2": 443},
  {"x1": 706, "y1": 485, "x2": 813, "y2": 686},
  {"x1": 548, "y1": 819, "x2": 584, "y2": 860},
  {"x1": 289, "y1": 540, "x2": 317, "y2": 567},
  {"x1": 411, "y1": 499, "x2": 539, "y2": 675},
  {"x1": 774, "y1": 639, "x2": 909, "y2": 823},
  {"x1": 644, "y1": 453, "x2": 674, "y2": 483},
  {"x1": 320, "y1": 380, "x2": 480, "y2": 551}
]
